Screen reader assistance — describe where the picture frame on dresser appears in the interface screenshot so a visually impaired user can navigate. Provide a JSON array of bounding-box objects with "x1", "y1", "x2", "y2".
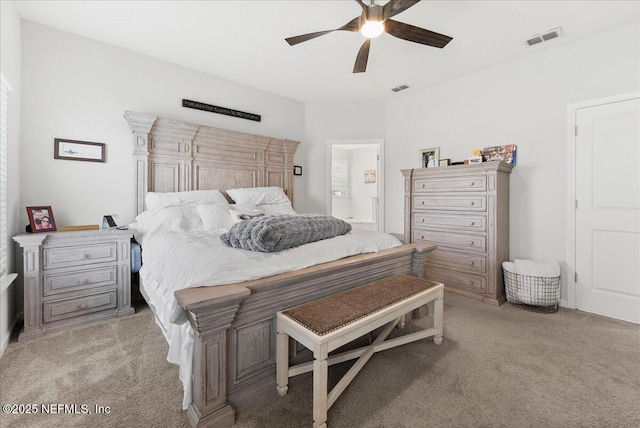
[
  {"x1": 26, "y1": 206, "x2": 57, "y2": 232},
  {"x1": 420, "y1": 147, "x2": 440, "y2": 168}
]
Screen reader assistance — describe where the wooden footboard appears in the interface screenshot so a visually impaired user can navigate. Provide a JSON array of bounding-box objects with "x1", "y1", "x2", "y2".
[{"x1": 175, "y1": 242, "x2": 436, "y2": 428}]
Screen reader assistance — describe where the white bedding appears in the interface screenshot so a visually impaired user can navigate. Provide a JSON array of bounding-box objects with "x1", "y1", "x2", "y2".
[{"x1": 136, "y1": 226, "x2": 401, "y2": 409}]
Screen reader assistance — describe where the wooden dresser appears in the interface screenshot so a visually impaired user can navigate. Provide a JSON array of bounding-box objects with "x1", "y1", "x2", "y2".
[
  {"x1": 402, "y1": 162, "x2": 513, "y2": 305},
  {"x1": 13, "y1": 229, "x2": 135, "y2": 340}
]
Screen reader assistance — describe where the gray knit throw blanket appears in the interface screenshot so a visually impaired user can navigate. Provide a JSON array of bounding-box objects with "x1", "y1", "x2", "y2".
[{"x1": 220, "y1": 214, "x2": 352, "y2": 252}]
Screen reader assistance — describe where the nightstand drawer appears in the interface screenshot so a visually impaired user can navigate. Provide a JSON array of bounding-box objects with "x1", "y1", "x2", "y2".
[
  {"x1": 44, "y1": 243, "x2": 117, "y2": 269},
  {"x1": 44, "y1": 266, "x2": 118, "y2": 296},
  {"x1": 413, "y1": 195, "x2": 487, "y2": 212},
  {"x1": 414, "y1": 175, "x2": 486, "y2": 193},
  {"x1": 44, "y1": 290, "x2": 117, "y2": 322}
]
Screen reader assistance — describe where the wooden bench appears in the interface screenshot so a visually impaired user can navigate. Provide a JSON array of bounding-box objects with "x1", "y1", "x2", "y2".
[{"x1": 276, "y1": 275, "x2": 444, "y2": 428}]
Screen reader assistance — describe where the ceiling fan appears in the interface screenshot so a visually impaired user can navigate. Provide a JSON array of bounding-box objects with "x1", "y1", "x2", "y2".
[{"x1": 285, "y1": 0, "x2": 453, "y2": 73}]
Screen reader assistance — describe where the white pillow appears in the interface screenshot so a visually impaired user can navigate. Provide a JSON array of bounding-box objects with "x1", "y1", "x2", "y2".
[
  {"x1": 132, "y1": 206, "x2": 203, "y2": 244},
  {"x1": 226, "y1": 187, "x2": 290, "y2": 205},
  {"x1": 260, "y1": 202, "x2": 298, "y2": 216},
  {"x1": 145, "y1": 190, "x2": 228, "y2": 213},
  {"x1": 228, "y1": 204, "x2": 266, "y2": 223},
  {"x1": 196, "y1": 204, "x2": 234, "y2": 233}
]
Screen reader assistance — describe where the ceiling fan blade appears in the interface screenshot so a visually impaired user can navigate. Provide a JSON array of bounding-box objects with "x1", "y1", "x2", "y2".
[
  {"x1": 353, "y1": 39, "x2": 371, "y2": 73},
  {"x1": 385, "y1": 19, "x2": 452, "y2": 48},
  {"x1": 285, "y1": 16, "x2": 361, "y2": 46},
  {"x1": 383, "y1": 0, "x2": 420, "y2": 20}
]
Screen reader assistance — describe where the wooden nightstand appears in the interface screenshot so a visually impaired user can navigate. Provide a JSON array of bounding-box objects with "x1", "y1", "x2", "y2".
[{"x1": 13, "y1": 229, "x2": 135, "y2": 341}]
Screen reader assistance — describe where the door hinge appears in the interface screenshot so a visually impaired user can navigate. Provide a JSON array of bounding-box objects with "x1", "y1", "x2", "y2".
[
  {"x1": 575, "y1": 272, "x2": 577, "y2": 282},
  {"x1": 575, "y1": 126, "x2": 578, "y2": 136},
  {"x1": 377, "y1": 154, "x2": 380, "y2": 161},
  {"x1": 575, "y1": 199, "x2": 578, "y2": 209}
]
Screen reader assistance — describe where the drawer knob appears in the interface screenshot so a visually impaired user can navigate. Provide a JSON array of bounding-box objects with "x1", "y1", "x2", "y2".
[
  {"x1": 84, "y1": 254, "x2": 90, "y2": 259},
  {"x1": 79, "y1": 303, "x2": 88, "y2": 309},
  {"x1": 470, "y1": 182, "x2": 475, "y2": 186},
  {"x1": 469, "y1": 261, "x2": 475, "y2": 266},
  {"x1": 421, "y1": 201, "x2": 425, "y2": 205},
  {"x1": 420, "y1": 235, "x2": 425, "y2": 240},
  {"x1": 468, "y1": 280, "x2": 474, "y2": 285},
  {"x1": 470, "y1": 221, "x2": 475, "y2": 225},
  {"x1": 421, "y1": 184, "x2": 425, "y2": 188},
  {"x1": 469, "y1": 201, "x2": 475, "y2": 206},
  {"x1": 468, "y1": 241, "x2": 474, "y2": 245},
  {"x1": 420, "y1": 218, "x2": 425, "y2": 223}
]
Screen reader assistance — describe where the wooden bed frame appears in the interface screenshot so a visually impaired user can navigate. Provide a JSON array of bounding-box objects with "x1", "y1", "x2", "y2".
[{"x1": 124, "y1": 111, "x2": 436, "y2": 428}]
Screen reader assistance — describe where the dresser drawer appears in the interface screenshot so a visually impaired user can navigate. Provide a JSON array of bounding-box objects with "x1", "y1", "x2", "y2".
[
  {"x1": 414, "y1": 175, "x2": 486, "y2": 193},
  {"x1": 425, "y1": 266, "x2": 486, "y2": 293},
  {"x1": 44, "y1": 266, "x2": 118, "y2": 296},
  {"x1": 428, "y1": 250, "x2": 486, "y2": 275},
  {"x1": 413, "y1": 230, "x2": 486, "y2": 253},
  {"x1": 413, "y1": 213, "x2": 486, "y2": 232},
  {"x1": 44, "y1": 243, "x2": 118, "y2": 270},
  {"x1": 413, "y1": 195, "x2": 486, "y2": 212},
  {"x1": 43, "y1": 290, "x2": 118, "y2": 322}
]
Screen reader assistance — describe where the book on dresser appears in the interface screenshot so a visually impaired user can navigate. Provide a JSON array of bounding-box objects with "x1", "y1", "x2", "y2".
[
  {"x1": 13, "y1": 228, "x2": 135, "y2": 341},
  {"x1": 402, "y1": 162, "x2": 513, "y2": 305}
]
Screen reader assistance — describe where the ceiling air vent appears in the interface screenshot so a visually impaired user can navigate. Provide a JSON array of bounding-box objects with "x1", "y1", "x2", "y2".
[
  {"x1": 391, "y1": 84, "x2": 409, "y2": 93},
  {"x1": 526, "y1": 27, "x2": 563, "y2": 46}
]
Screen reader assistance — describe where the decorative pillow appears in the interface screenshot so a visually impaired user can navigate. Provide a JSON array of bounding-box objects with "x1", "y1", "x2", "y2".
[
  {"x1": 145, "y1": 190, "x2": 228, "y2": 213},
  {"x1": 226, "y1": 187, "x2": 290, "y2": 206},
  {"x1": 196, "y1": 204, "x2": 234, "y2": 233},
  {"x1": 228, "y1": 204, "x2": 266, "y2": 223},
  {"x1": 132, "y1": 206, "x2": 203, "y2": 244}
]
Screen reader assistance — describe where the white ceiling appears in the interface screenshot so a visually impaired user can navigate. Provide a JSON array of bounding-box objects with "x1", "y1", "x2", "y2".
[{"x1": 13, "y1": 1, "x2": 640, "y2": 103}]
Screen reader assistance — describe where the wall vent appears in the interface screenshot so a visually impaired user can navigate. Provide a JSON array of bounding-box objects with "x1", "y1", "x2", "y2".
[
  {"x1": 391, "y1": 84, "x2": 409, "y2": 92},
  {"x1": 526, "y1": 27, "x2": 563, "y2": 46}
]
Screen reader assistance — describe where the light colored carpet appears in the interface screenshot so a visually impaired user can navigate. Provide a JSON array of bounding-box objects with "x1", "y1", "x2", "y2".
[{"x1": 1, "y1": 292, "x2": 638, "y2": 428}]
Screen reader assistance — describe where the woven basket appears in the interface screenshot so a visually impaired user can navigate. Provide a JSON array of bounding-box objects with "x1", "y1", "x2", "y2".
[{"x1": 503, "y1": 269, "x2": 560, "y2": 313}]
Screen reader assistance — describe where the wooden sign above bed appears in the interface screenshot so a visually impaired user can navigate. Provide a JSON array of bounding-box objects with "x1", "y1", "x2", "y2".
[
  {"x1": 124, "y1": 111, "x2": 300, "y2": 215},
  {"x1": 182, "y1": 99, "x2": 261, "y2": 122}
]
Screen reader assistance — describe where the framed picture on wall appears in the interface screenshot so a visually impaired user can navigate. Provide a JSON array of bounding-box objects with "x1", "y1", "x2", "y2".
[
  {"x1": 54, "y1": 138, "x2": 106, "y2": 162},
  {"x1": 419, "y1": 147, "x2": 440, "y2": 168},
  {"x1": 364, "y1": 169, "x2": 376, "y2": 184},
  {"x1": 26, "y1": 206, "x2": 57, "y2": 233}
]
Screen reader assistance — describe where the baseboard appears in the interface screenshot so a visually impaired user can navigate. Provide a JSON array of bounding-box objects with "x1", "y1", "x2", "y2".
[{"x1": 0, "y1": 311, "x2": 21, "y2": 358}]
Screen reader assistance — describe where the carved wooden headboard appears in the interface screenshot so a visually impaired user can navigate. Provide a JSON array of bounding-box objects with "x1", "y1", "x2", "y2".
[{"x1": 124, "y1": 111, "x2": 300, "y2": 215}]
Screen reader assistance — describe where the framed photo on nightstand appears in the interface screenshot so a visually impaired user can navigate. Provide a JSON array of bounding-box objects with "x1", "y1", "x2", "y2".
[{"x1": 26, "y1": 206, "x2": 57, "y2": 232}]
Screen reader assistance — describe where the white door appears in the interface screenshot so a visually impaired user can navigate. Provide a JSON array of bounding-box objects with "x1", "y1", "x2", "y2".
[{"x1": 575, "y1": 96, "x2": 640, "y2": 323}]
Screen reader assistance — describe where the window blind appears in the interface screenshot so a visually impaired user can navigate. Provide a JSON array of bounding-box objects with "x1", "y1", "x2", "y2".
[
  {"x1": 0, "y1": 74, "x2": 10, "y2": 277},
  {"x1": 332, "y1": 158, "x2": 348, "y2": 196}
]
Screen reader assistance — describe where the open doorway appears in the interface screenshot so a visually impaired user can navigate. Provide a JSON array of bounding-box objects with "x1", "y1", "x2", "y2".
[{"x1": 328, "y1": 139, "x2": 384, "y2": 232}]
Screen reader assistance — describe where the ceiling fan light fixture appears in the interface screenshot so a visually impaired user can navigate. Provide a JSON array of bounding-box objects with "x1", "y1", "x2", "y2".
[{"x1": 361, "y1": 20, "x2": 384, "y2": 38}]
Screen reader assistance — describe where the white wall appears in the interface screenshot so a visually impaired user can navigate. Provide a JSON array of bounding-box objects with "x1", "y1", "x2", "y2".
[
  {"x1": 0, "y1": 1, "x2": 22, "y2": 356},
  {"x1": 21, "y1": 21, "x2": 305, "y2": 226},
  {"x1": 300, "y1": 102, "x2": 385, "y2": 215},
  {"x1": 384, "y1": 23, "x2": 640, "y2": 302}
]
